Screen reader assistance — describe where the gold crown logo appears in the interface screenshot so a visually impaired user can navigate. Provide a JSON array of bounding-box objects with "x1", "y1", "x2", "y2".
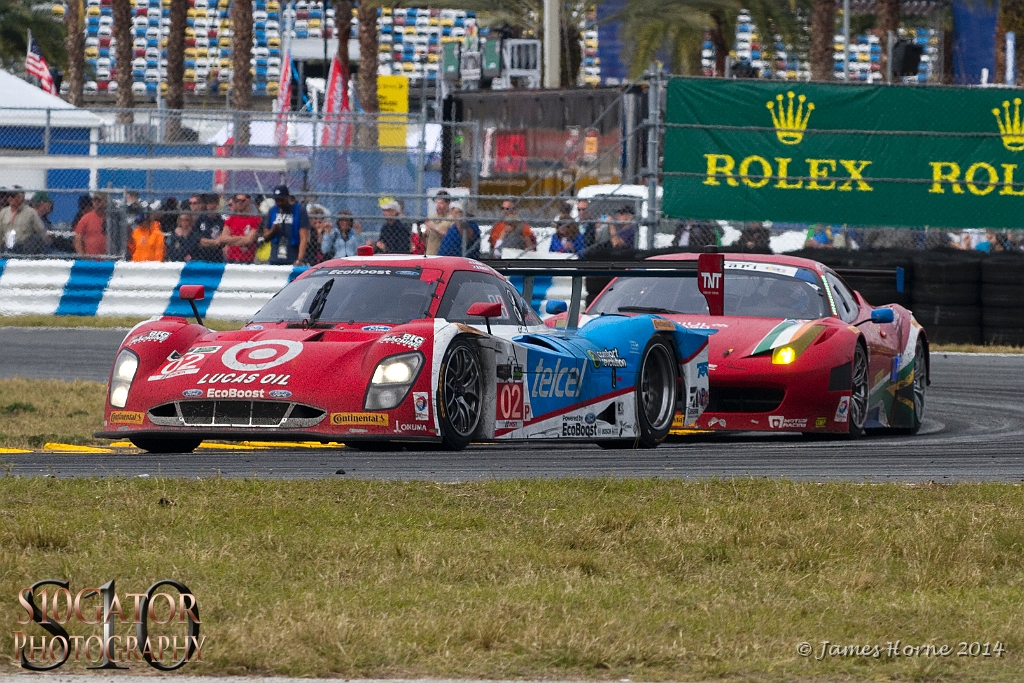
[
  {"x1": 992, "y1": 98, "x2": 1024, "y2": 152},
  {"x1": 766, "y1": 91, "x2": 815, "y2": 145}
]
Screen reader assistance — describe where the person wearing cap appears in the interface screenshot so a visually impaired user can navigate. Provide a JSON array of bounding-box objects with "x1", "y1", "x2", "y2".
[
  {"x1": 376, "y1": 199, "x2": 411, "y2": 254},
  {"x1": 261, "y1": 185, "x2": 311, "y2": 265},
  {"x1": 30, "y1": 192, "x2": 54, "y2": 230},
  {"x1": 610, "y1": 204, "x2": 637, "y2": 250},
  {"x1": 320, "y1": 208, "x2": 363, "y2": 259},
  {"x1": 192, "y1": 193, "x2": 226, "y2": 262},
  {"x1": 422, "y1": 190, "x2": 452, "y2": 256},
  {"x1": 437, "y1": 202, "x2": 481, "y2": 258},
  {"x1": 219, "y1": 193, "x2": 262, "y2": 263},
  {"x1": 0, "y1": 187, "x2": 46, "y2": 255},
  {"x1": 74, "y1": 194, "x2": 108, "y2": 256},
  {"x1": 127, "y1": 206, "x2": 166, "y2": 262},
  {"x1": 489, "y1": 199, "x2": 536, "y2": 255},
  {"x1": 549, "y1": 203, "x2": 585, "y2": 255}
]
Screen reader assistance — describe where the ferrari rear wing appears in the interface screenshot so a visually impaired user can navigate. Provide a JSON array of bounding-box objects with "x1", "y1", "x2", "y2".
[
  {"x1": 832, "y1": 267, "x2": 906, "y2": 294},
  {"x1": 489, "y1": 258, "x2": 717, "y2": 331}
]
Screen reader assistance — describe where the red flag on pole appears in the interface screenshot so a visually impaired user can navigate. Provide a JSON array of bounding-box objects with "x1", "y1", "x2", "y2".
[
  {"x1": 273, "y1": 50, "x2": 293, "y2": 149},
  {"x1": 321, "y1": 52, "x2": 351, "y2": 147}
]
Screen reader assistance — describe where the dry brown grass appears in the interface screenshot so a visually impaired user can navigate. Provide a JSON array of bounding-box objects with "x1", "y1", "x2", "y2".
[
  {"x1": 0, "y1": 314, "x2": 242, "y2": 330},
  {"x1": 0, "y1": 478, "x2": 1022, "y2": 681},
  {"x1": 932, "y1": 343, "x2": 1024, "y2": 354}
]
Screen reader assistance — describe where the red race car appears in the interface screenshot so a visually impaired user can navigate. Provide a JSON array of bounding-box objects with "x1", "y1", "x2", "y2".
[
  {"x1": 96, "y1": 255, "x2": 714, "y2": 452},
  {"x1": 576, "y1": 253, "x2": 929, "y2": 437}
]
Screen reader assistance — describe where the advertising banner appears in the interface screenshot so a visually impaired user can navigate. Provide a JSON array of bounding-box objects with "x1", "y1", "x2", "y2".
[{"x1": 663, "y1": 78, "x2": 1024, "y2": 228}]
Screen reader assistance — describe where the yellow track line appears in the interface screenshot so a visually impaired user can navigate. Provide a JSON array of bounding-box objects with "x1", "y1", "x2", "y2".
[{"x1": 43, "y1": 443, "x2": 114, "y2": 453}]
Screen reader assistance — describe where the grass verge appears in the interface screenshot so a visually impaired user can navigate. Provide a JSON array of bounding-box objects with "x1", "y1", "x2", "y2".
[
  {"x1": 1, "y1": 478, "x2": 1022, "y2": 681},
  {"x1": 932, "y1": 343, "x2": 1024, "y2": 354},
  {"x1": 0, "y1": 378, "x2": 106, "y2": 448},
  {"x1": 0, "y1": 314, "x2": 242, "y2": 331}
]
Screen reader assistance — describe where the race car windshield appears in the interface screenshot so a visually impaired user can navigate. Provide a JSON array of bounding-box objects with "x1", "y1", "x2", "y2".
[
  {"x1": 591, "y1": 270, "x2": 829, "y2": 320},
  {"x1": 250, "y1": 272, "x2": 438, "y2": 324}
]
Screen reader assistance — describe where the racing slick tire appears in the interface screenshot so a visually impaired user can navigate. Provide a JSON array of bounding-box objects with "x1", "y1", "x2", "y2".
[
  {"x1": 892, "y1": 339, "x2": 927, "y2": 435},
  {"x1": 847, "y1": 343, "x2": 869, "y2": 439},
  {"x1": 130, "y1": 437, "x2": 202, "y2": 454},
  {"x1": 597, "y1": 336, "x2": 678, "y2": 449},
  {"x1": 437, "y1": 338, "x2": 483, "y2": 451}
]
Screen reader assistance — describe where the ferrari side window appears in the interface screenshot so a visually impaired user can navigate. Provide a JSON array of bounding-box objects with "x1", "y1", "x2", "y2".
[
  {"x1": 507, "y1": 285, "x2": 543, "y2": 327},
  {"x1": 436, "y1": 271, "x2": 518, "y2": 325},
  {"x1": 824, "y1": 272, "x2": 859, "y2": 323}
]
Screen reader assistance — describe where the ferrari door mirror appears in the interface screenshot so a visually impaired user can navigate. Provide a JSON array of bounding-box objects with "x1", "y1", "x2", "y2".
[
  {"x1": 545, "y1": 300, "x2": 567, "y2": 314},
  {"x1": 871, "y1": 308, "x2": 894, "y2": 324}
]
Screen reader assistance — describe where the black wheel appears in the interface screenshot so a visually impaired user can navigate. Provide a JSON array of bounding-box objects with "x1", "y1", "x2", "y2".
[
  {"x1": 848, "y1": 343, "x2": 869, "y2": 438},
  {"x1": 437, "y1": 339, "x2": 482, "y2": 451},
  {"x1": 598, "y1": 337, "x2": 678, "y2": 449},
  {"x1": 130, "y1": 437, "x2": 202, "y2": 453},
  {"x1": 907, "y1": 339, "x2": 927, "y2": 434}
]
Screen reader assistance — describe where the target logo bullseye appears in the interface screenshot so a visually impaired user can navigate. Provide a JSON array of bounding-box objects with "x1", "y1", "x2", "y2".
[{"x1": 222, "y1": 340, "x2": 303, "y2": 371}]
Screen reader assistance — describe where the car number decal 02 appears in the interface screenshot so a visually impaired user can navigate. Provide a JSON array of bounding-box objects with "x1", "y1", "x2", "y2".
[
  {"x1": 148, "y1": 348, "x2": 220, "y2": 381},
  {"x1": 496, "y1": 381, "x2": 525, "y2": 429}
]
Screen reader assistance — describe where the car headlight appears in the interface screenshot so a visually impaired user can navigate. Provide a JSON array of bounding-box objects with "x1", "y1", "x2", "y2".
[
  {"x1": 110, "y1": 349, "x2": 139, "y2": 408},
  {"x1": 772, "y1": 345, "x2": 797, "y2": 365},
  {"x1": 365, "y1": 352, "x2": 423, "y2": 410}
]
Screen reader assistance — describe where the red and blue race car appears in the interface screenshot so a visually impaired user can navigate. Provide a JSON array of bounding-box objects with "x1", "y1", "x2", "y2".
[
  {"x1": 97, "y1": 255, "x2": 714, "y2": 452},
  {"x1": 568, "y1": 253, "x2": 928, "y2": 437}
]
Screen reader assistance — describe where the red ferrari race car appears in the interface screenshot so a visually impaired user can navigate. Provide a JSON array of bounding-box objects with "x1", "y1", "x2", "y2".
[
  {"x1": 574, "y1": 253, "x2": 928, "y2": 437},
  {"x1": 96, "y1": 255, "x2": 715, "y2": 452}
]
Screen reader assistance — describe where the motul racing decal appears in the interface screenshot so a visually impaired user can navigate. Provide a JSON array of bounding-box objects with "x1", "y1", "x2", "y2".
[{"x1": 222, "y1": 340, "x2": 303, "y2": 371}]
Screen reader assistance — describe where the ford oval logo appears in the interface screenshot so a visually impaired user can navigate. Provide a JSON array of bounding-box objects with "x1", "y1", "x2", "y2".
[
  {"x1": 362, "y1": 325, "x2": 391, "y2": 332},
  {"x1": 182, "y1": 389, "x2": 203, "y2": 397},
  {"x1": 584, "y1": 412, "x2": 596, "y2": 424},
  {"x1": 269, "y1": 390, "x2": 293, "y2": 398}
]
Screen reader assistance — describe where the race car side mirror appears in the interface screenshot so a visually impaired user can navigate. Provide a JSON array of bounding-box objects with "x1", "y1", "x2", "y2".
[
  {"x1": 467, "y1": 301, "x2": 502, "y2": 334},
  {"x1": 871, "y1": 308, "x2": 894, "y2": 324},
  {"x1": 178, "y1": 285, "x2": 205, "y2": 326},
  {"x1": 545, "y1": 300, "x2": 567, "y2": 314}
]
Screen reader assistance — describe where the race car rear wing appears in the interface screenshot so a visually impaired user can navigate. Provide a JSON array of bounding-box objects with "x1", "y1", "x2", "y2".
[
  {"x1": 490, "y1": 259, "x2": 906, "y2": 329},
  {"x1": 489, "y1": 259, "x2": 714, "y2": 331}
]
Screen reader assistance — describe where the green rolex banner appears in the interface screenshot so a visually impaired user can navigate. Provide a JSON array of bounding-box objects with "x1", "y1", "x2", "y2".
[{"x1": 663, "y1": 78, "x2": 1024, "y2": 229}]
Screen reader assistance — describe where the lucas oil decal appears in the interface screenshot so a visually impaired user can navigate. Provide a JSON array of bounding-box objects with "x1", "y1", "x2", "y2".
[{"x1": 195, "y1": 373, "x2": 291, "y2": 385}]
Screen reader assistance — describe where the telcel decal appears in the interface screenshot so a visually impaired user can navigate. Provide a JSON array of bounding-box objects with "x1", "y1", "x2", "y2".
[{"x1": 531, "y1": 359, "x2": 586, "y2": 398}]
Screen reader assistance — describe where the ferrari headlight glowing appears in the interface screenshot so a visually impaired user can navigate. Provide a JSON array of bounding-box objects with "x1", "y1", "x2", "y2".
[
  {"x1": 109, "y1": 349, "x2": 140, "y2": 408},
  {"x1": 772, "y1": 345, "x2": 797, "y2": 365},
  {"x1": 366, "y1": 352, "x2": 424, "y2": 410}
]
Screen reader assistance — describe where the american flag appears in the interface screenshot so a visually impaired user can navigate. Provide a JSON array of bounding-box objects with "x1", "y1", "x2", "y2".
[{"x1": 25, "y1": 31, "x2": 55, "y2": 94}]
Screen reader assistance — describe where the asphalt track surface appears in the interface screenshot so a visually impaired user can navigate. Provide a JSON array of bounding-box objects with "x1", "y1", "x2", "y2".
[{"x1": 2, "y1": 327, "x2": 1024, "y2": 481}]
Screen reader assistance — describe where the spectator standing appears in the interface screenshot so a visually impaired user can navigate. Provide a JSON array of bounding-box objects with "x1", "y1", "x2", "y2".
[
  {"x1": 376, "y1": 200, "x2": 411, "y2": 253},
  {"x1": 192, "y1": 193, "x2": 225, "y2": 262},
  {"x1": 0, "y1": 188, "x2": 47, "y2": 254},
  {"x1": 159, "y1": 197, "x2": 179, "y2": 233},
  {"x1": 261, "y1": 185, "x2": 311, "y2": 265},
  {"x1": 673, "y1": 219, "x2": 723, "y2": 250},
  {"x1": 438, "y1": 202, "x2": 481, "y2": 258},
  {"x1": 576, "y1": 199, "x2": 599, "y2": 248},
  {"x1": 490, "y1": 200, "x2": 537, "y2": 255},
  {"x1": 124, "y1": 190, "x2": 147, "y2": 231},
  {"x1": 74, "y1": 194, "x2": 108, "y2": 256},
  {"x1": 549, "y1": 204, "x2": 585, "y2": 254},
  {"x1": 609, "y1": 205, "x2": 637, "y2": 249},
  {"x1": 166, "y1": 212, "x2": 201, "y2": 262},
  {"x1": 321, "y1": 209, "x2": 364, "y2": 258},
  {"x1": 306, "y1": 204, "x2": 333, "y2": 262},
  {"x1": 422, "y1": 190, "x2": 453, "y2": 255},
  {"x1": 31, "y1": 192, "x2": 54, "y2": 230},
  {"x1": 71, "y1": 194, "x2": 92, "y2": 232},
  {"x1": 220, "y1": 193, "x2": 262, "y2": 264},
  {"x1": 127, "y1": 209, "x2": 166, "y2": 262},
  {"x1": 736, "y1": 222, "x2": 771, "y2": 253}
]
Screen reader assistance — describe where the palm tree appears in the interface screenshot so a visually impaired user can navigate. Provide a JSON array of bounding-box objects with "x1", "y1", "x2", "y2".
[
  {"x1": 619, "y1": 0, "x2": 726, "y2": 76},
  {"x1": 165, "y1": 0, "x2": 187, "y2": 141},
  {"x1": 876, "y1": 0, "x2": 898, "y2": 80},
  {"x1": 335, "y1": 0, "x2": 353, "y2": 76},
  {"x1": 64, "y1": 0, "x2": 84, "y2": 105},
  {"x1": 355, "y1": 0, "x2": 379, "y2": 146},
  {"x1": 112, "y1": 0, "x2": 133, "y2": 123},
  {"x1": 808, "y1": 0, "x2": 834, "y2": 80},
  {"x1": 231, "y1": 0, "x2": 253, "y2": 144},
  {"x1": 0, "y1": 0, "x2": 65, "y2": 67}
]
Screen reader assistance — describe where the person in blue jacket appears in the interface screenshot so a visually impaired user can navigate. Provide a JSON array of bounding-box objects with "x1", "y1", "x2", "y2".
[
  {"x1": 261, "y1": 185, "x2": 311, "y2": 265},
  {"x1": 549, "y1": 217, "x2": 585, "y2": 254},
  {"x1": 438, "y1": 202, "x2": 481, "y2": 258}
]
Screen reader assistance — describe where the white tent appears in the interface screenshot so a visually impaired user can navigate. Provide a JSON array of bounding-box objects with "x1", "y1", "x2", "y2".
[{"x1": 0, "y1": 70, "x2": 104, "y2": 129}]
